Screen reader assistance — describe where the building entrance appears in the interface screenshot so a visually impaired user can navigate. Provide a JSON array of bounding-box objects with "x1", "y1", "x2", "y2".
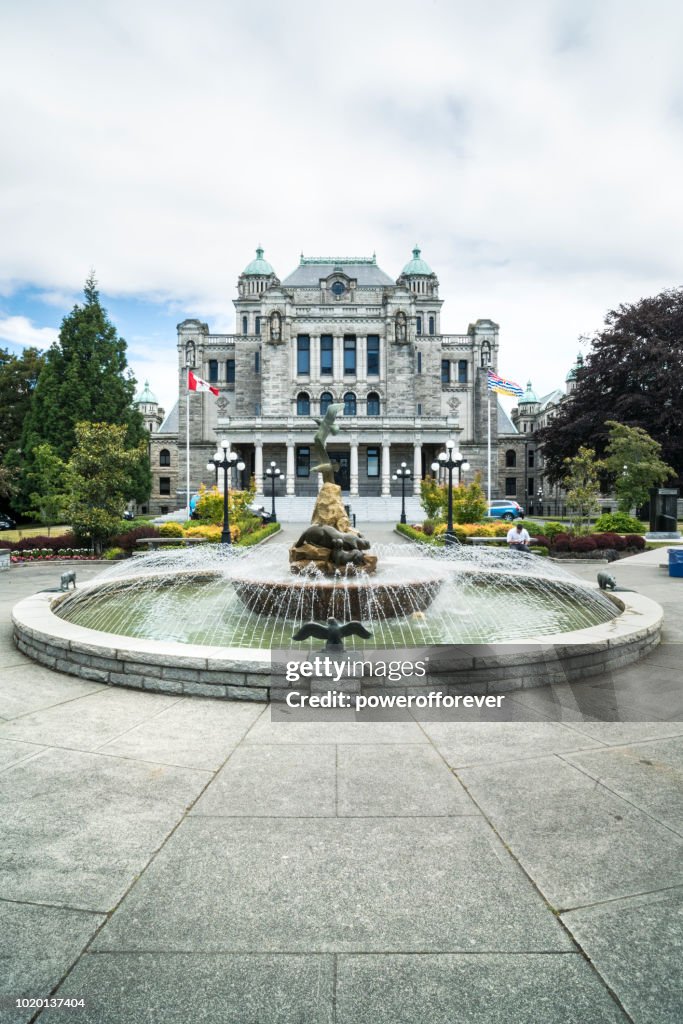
[{"x1": 333, "y1": 450, "x2": 351, "y2": 491}]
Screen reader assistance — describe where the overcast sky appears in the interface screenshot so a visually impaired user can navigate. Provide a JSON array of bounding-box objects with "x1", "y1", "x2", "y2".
[{"x1": 1, "y1": 0, "x2": 682, "y2": 414}]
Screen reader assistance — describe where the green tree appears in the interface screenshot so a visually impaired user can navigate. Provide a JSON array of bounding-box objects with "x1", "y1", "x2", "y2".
[
  {"x1": 564, "y1": 446, "x2": 605, "y2": 533},
  {"x1": 604, "y1": 420, "x2": 674, "y2": 514},
  {"x1": 420, "y1": 477, "x2": 445, "y2": 520},
  {"x1": 0, "y1": 346, "x2": 44, "y2": 457},
  {"x1": 452, "y1": 474, "x2": 487, "y2": 524},
  {"x1": 65, "y1": 422, "x2": 147, "y2": 554},
  {"x1": 537, "y1": 287, "x2": 683, "y2": 482},
  {"x1": 27, "y1": 444, "x2": 67, "y2": 536},
  {"x1": 19, "y1": 275, "x2": 150, "y2": 507}
]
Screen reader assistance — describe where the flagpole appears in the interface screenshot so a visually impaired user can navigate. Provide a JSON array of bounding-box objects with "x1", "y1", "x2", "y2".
[
  {"x1": 186, "y1": 370, "x2": 191, "y2": 518},
  {"x1": 487, "y1": 390, "x2": 492, "y2": 506}
]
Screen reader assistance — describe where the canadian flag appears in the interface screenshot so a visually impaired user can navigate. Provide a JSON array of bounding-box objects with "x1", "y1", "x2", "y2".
[{"x1": 188, "y1": 370, "x2": 219, "y2": 396}]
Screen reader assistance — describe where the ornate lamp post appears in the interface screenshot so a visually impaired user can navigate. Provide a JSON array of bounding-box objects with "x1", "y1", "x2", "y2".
[
  {"x1": 392, "y1": 461, "x2": 411, "y2": 525},
  {"x1": 206, "y1": 440, "x2": 245, "y2": 545},
  {"x1": 431, "y1": 440, "x2": 469, "y2": 546},
  {"x1": 265, "y1": 461, "x2": 281, "y2": 522}
]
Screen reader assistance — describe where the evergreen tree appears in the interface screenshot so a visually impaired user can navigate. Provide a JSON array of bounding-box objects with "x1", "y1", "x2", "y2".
[
  {"x1": 18, "y1": 275, "x2": 150, "y2": 506},
  {"x1": 537, "y1": 287, "x2": 683, "y2": 483}
]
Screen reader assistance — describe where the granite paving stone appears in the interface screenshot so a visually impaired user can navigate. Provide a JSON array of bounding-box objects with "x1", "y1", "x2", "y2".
[
  {"x1": 93, "y1": 816, "x2": 572, "y2": 953},
  {"x1": 0, "y1": 900, "x2": 106, "y2": 1024},
  {"x1": 0, "y1": 664, "x2": 104, "y2": 720},
  {"x1": 459, "y1": 754, "x2": 683, "y2": 909},
  {"x1": 245, "y1": 708, "x2": 428, "y2": 744},
  {"x1": 0, "y1": 747, "x2": 210, "y2": 910},
  {"x1": 421, "y1": 721, "x2": 604, "y2": 767},
  {"x1": 0, "y1": 737, "x2": 45, "y2": 770},
  {"x1": 562, "y1": 736, "x2": 683, "y2": 834},
  {"x1": 40, "y1": 953, "x2": 334, "y2": 1024},
  {"x1": 191, "y1": 743, "x2": 336, "y2": 816},
  {"x1": 0, "y1": 686, "x2": 181, "y2": 751},
  {"x1": 336, "y1": 743, "x2": 478, "y2": 816},
  {"x1": 562, "y1": 888, "x2": 683, "y2": 1024},
  {"x1": 97, "y1": 696, "x2": 264, "y2": 770},
  {"x1": 335, "y1": 953, "x2": 629, "y2": 1024}
]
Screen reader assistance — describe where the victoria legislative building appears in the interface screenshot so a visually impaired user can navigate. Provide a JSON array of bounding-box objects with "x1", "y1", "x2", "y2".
[{"x1": 140, "y1": 247, "x2": 569, "y2": 516}]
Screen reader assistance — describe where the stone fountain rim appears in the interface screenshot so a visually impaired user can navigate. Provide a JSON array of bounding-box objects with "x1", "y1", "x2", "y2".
[{"x1": 11, "y1": 575, "x2": 663, "y2": 701}]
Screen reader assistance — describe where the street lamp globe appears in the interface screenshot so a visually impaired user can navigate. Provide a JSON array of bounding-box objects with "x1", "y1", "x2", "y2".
[
  {"x1": 430, "y1": 461, "x2": 439, "y2": 472},
  {"x1": 220, "y1": 438, "x2": 229, "y2": 450},
  {"x1": 462, "y1": 461, "x2": 470, "y2": 472},
  {"x1": 446, "y1": 439, "x2": 455, "y2": 451}
]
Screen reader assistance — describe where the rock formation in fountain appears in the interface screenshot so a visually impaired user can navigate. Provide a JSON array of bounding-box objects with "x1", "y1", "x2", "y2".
[{"x1": 289, "y1": 404, "x2": 378, "y2": 576}]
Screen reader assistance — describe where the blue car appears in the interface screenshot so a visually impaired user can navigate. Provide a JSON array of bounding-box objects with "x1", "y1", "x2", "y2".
[{"x1": 486, "y1": 500, "x2": 525, "y2": 522}]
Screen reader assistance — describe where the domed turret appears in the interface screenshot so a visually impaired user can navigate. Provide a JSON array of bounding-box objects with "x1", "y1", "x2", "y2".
[
  {"x1": 566, "y1": 353, "x2": 583, "y2": 394},
  {"x1": 134, "y1": 381, "x2": 164, "y2": 433},
  {"x1": 134, "y1": 380, "x2": 158, "y2": 406},
  {"x1": 519, "y1": 380, "x2": 539, "y2": 405},
  {"x1": 242, "y1": 246, "x2": 275, "y2": 276},
  {"x1": 401, "y1": 245, "x2": 433, "y2": 277}
]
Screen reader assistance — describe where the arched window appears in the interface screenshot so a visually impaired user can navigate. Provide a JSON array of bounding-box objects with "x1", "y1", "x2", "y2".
[
  {"x1": 505, "y1": 449, "x2": 516, "y2": 468},
  {"x1": 159, "y1": 449, "x2": 171, "y2": 466},
  {"x1": 296, "y1": 392, "x2": 310, "y2": 416},
  {"x1": 458, "y1": 360, "x2": 468, "y2": 383},
  {"x1": 343, "y1": 392, "x2": 356, "y2": 416},
  {"x1": 255, "y1": 316, "x2": 261, "y2": 336},
  {"x1": 320, "y1": 392, "x2": 333, "y2": 415},
  {"x1": 428, "y1": 315, "x2": 435, "y2": 335},
  {"x1": 480, "y1": 341, "x2": 491, "y2": 366},
  {"x1": 367, "y1": 391, "x2": 380, "y2": 416},
  {"x1": 242, "y1": 315, "x2": 248, "y2": 335}
]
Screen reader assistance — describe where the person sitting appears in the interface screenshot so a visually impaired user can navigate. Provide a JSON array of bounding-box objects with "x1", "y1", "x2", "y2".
[{"x1": 507, "y1": 522, "x2": 531, "y2": 551}]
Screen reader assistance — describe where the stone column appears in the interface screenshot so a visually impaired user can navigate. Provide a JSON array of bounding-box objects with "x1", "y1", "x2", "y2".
[
  {"x1": 286, "y1": 441, "x2": 295, "y2": 496},
  {"x1": 254, "y1": 440, "x2": 263, "y2": 495},
  {"x1": 381, "y1": 441, "x2": 391, "y2": 497},
  {"x1": 350, "y1": 441, "x2": 359, "y2": 496},
  {"x1": 413, "y1": 443, "x2": 422, "y2": 495}
]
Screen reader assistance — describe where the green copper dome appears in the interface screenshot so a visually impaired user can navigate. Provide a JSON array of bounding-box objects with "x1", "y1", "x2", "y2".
[
  {"x1": 134, "y1": 380, "x2": 157, "y2": 405},
  {"x1": 242, "y1": 246, "x2": 275, "y2": 276},
  {"x1": 566, "y1": 353, "x2": 584, "y2": 381},
  {"x1": 401, "y1": 245, "x2": 433, "y2": 276},
  {"x1": 519, "y1": 380, "x2": 539, "y2": 405}
]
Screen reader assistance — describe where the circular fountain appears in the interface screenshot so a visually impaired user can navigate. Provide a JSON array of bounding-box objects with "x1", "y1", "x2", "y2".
[{"x1": 11, "y1": 411, "x2": 662, "y2": 701}]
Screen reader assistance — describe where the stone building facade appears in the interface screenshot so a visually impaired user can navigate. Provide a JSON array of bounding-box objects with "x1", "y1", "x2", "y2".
[{"x1": 139, "y1": 247, "x2": 520, "y2": 512}]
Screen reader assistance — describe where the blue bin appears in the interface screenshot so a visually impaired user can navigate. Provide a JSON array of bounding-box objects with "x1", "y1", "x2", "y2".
[{"x1": 668, "y1": 548, "x2": 683, "y2": 578}]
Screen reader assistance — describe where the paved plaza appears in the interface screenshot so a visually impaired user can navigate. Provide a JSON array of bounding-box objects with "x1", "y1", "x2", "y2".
[{"x1": 1, "y1": 527, "x2": 682, "y2": 1023}]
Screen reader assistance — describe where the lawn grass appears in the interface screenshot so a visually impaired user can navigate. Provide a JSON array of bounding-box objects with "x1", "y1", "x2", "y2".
[{"x1": 1, "y1": 524, "x2": 72, "y2": 542}]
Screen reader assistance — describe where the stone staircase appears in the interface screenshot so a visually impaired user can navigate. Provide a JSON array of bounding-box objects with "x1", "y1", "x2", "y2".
[{"x1": 153, "y1": 495, "x2": 424, "y2": 525}]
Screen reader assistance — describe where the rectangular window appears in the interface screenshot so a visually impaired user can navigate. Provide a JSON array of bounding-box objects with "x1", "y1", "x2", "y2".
[
  {"x1": 416, "y1": 315, "x2": 422, "y2": 336},
  {"x1": 441, "y1": 359, "x2": 450, "y2": 384},
  {"x1": 528, "y1": 477, "x2": 535, "y2": 496},
  {"x1": 528, "y1": 450, "x2": 534, "y2": 469},
  {"x1": 367, "y1": 446, "x2": 380, "y2": 477},
  {"x1": 296, "y1": 446, "x2": 310, "y2": 477},
  {"x1": 417, "y1": 402, "x2": 422, "y2": 416},
  {"x1": 416, "y1": 351, "x2": 422, "y2": 374},
  {"x1": 458, "y1": 360, "x2": 468, "y2": 383},
  {"x1": 297, "y1": 335, "x2": 310, "y2": 375},
  {"x1": 320, "y1": 335, "x2": 333, "y2": 375},
  {"x1": 343, "y1": 335, "x2": 356, "y2": 374},
  {"x1": 505, "y1": 477, "x2": 517, "y2": 496},
  {"x1": 255, "y1": 351, "x2": 260, "y2": 374},
  {"x1": 367, "y1": 335, "x2": 380, "y2": 375},
  {"x1": 208, "y1": 359, "x2": 218, "y2": 383},
  {"x1": 226, "y1": 359, "x2": 235, "y2": 383},
  {"x1": 255, "y1": 316, "x2": 261, "y2": 336},
  {"x1": 159, "y1": 477, "x2": 171, "y2": 495}
]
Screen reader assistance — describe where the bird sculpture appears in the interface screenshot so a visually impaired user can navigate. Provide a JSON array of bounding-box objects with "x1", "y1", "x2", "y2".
[{"x1": 292, "y1": 616, "x2": 373, "y2": 651}]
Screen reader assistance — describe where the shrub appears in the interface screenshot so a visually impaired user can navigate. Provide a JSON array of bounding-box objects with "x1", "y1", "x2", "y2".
[
  {"x1": 237, "y1": 522, "x2": 281, "y2": 546},
  {"x1": 159, "y1": 522, "x2": 185, "y2": 538},
  {"x1": 594, "y1": 512, "x2": 644, "y2": 534},
  {"x1": 594, "y1": 532, "x2": 620, "y2": 549},
  {"x1": 194, "y1": 483, "x2": 256, "y2": 526},
  {"x1": 108, "y1": 525, "x2": 160, "y2": 553},
  {"x1": 420, "y1": 478, "x2": 445, "y2": 519},
  {"x1": 541, "y1": 521, "x2": 567, "y2": 542},
  {"x1": 185, "y1": 523, "x2": 240, "y2": 543},
  {"x1": 625, "y1": 534, "x2": 646, "y2": 550},
  {"x1": 553, "y1": 538, "x2": 571, "y2": 552},
  {"x1": 103, "y1": 547, "x2": 126, "y2": 560},
  {"x1": 452, "y1": 475, "x2": 487, "y2": 524},
  {"x1": 8, "y1": 532, "x2": 79, "y2": 552},
  {"x1": 569, "y1": 536, "x2": 598, "y2": 552},
  {"x1": 396, "y1": 523, "x2": 441, "y2": 545},
  {"x1": 422, "y1": 519, "x2": 438, "y2": 537}
]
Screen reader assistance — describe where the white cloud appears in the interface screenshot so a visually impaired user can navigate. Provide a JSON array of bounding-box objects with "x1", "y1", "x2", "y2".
[
  {"x1": 0, "y1": 316, "x2": 58, "y2": 350},
  {"x1": 1, "y1": 0, "x2": 682, "y2": 405}
]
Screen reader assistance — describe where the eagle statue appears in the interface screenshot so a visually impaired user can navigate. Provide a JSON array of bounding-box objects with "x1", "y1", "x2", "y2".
[{"x1": 292, "y1": 616, "x2": 373, "y2": 651}]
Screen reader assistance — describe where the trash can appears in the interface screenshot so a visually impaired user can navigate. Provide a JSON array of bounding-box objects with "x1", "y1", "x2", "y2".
[{"x1": 668, "y1": 549, "x2": 683, "y2": 578}]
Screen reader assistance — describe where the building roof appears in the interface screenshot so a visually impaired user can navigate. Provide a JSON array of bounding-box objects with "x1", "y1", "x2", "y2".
[
  {"x1": 134, "y1": 380, "x2": 157, "y2": 405},
  {"x1": 539, "y1": 388, "x2": 564, "y2": 411},
  {"x1": 519, "y1": 380, "x2": 539, "y2": 405},
  {"x1": 281, "y1": 254, "x2": 395, "y2": 287},
  {"x1": 497, "y1": 401, "x2": 518, "y2": 434},
  {"x1": 158, "y1": 401, "x2": 179, "y2": 434},
  {"x1": 242, "y1": 247, "x2": 276, "y2": 276},
  {"x1": 400, "y1": 245, "x2": 434, "y2": 277}
]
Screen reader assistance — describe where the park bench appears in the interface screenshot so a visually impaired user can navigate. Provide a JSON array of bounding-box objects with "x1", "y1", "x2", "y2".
[
  {"x1": 466, "y1": 537, "x2": 509, "y2": 545},
  {"x1": 135, "y1": 537, "x2": 207, "y2": 551}
]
